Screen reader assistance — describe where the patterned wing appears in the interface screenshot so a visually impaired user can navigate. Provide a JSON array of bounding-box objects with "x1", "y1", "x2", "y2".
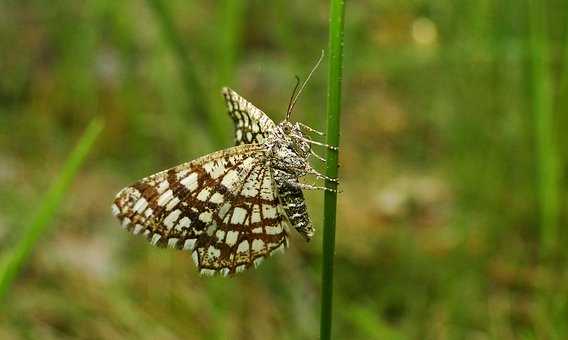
[
  {"x1": 111, "y1": 144, "x2": 289, "y2": 276},
  {"x1": 222, "y1": 87, "x2": 276, "y2": 145}
]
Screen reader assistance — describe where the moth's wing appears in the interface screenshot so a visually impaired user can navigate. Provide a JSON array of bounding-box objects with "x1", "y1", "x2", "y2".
[
  {"x1": 112, "y1": 144, "x2": 289, "y2": 276},
  {"x1": 222, "y1": 87, "x2": 276, "y2": 145}
]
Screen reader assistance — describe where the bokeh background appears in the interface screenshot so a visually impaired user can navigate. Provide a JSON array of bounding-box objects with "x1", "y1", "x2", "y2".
[{"x1": 1, "y1": 1, "x2": 568, "y2": 339}]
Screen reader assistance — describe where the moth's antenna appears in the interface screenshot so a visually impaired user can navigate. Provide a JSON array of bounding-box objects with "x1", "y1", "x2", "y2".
[
  {"x1": 286, "y1": 49, "x2": 325, "y2": 119},
  {"x1": 286, "y1": 76, "x2": 301, "y2": 121}
]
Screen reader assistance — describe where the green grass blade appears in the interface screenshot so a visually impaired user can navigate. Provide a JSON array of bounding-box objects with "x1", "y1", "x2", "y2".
[
  {"x1": 321, "y1": 0, "x2": 346, "y2": 339},
  {"x1": 145, "y1": 0, "x2": 228, "y2": 147},
  {"x1": 528, "y1": 0, "x2": 559, "y2": 256},
  {"x1": 0, "y1": 118, "x2": 104, "y2": 302},
  {"x1": 218, "y1": 0, "x2": 245, "y2": 86}
]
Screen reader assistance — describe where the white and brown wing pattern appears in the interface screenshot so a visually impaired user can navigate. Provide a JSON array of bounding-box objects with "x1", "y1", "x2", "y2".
[
  {"x1": 222, "y1": 87, "x2": 276, "y2": 145},
  {"x1": 112, "y1": 144, "x2": 289, "y2": 276}
]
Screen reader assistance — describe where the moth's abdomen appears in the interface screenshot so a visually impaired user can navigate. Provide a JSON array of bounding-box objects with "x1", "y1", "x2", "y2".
[{"x1": 273, "y1": 169, "x2": 314, "y2": 241}]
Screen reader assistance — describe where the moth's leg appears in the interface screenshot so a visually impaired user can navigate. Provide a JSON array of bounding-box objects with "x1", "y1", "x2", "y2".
[
  {"x1": 285, "y1": 179, "x2": 339, "y2": 193},
  {"x1": 309, "y1": 150, "x2": 343, "y2": 168},
  {"x1": 298, "y1": 122, "x2": 324, "y2": 136},
  {"x1": 310, "y1": 149, "x2": 327, "y2": 162},
  {"x1": 295, "y1": 182, "x2": 340, "y2": 193},
  {"x1": 307, "y1": 168, "x2": 339, "y2": 183},
  {"x1": 299, "y1": 137, "x2": 338, "y2": 151}
]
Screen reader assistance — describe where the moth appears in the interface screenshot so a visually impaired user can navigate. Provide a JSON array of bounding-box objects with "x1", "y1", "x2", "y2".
[{"x1": 111, "y1": 54, "x2": 337, "y2": 276}]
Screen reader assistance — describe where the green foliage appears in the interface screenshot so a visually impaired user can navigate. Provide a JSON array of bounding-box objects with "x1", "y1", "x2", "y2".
[
  {"x1": 0, "y1": 118, "x2": 104, "y2": 302},
  {"x1": 1, "y1": 0, "x2": 568, "y2": 339},
  {"x1": 528, "y1": 0, "x2": 559, "y2": 257},
  {"x1": 145, "y1": 0, "x2": 229, "y2": 147}
]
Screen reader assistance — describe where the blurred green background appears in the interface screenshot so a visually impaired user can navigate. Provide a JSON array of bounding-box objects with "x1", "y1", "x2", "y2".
[{"x1": 1, "y1": 1, "x2": 568, "y2": 339}]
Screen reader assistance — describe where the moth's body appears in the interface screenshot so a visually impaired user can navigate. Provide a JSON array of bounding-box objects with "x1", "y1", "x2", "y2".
[
  {"x1": 112, "y1": 87, "x2": 332, "y2": 276},
  {"x1": 265, "y1": 121, "x2": 315, "y2": 239}
]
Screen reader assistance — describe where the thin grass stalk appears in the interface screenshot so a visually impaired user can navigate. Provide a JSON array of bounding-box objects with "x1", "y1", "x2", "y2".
[
  {"x1": 0, "y1": 118, "x2": 104, "y2": 302},
  {"x1": 218, "y1": 0, "x2": 245, "y2": 86},
  {"x1": 209, "y1": 0, "x2": 246, "y2": 139},
  {"x1": 528, "y1": 0, "x2": 559, "y2": 257},
  {"x1": 560, "y1": 11, "x2": 568, "y2": 94},
  {"x1": 145, "y1": 0, "x2": 227, "y2": 147},
  {"x1": 321, "y1": 0, "x2": 346, "y2": 338}
]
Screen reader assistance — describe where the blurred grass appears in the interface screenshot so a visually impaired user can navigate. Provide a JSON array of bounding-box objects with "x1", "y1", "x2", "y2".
[
  {"x1": 145, "y1": 0, "x2": 228, "y2": 147},
  {"x1": 0, "y1": 118, "x2": 104, "y2": 303},
  {"x1": 218, "y1": 0, "x2": 246, "y2": 86},
  {"x1": 528, "y1": 0, "x2": 559, "y2": 257},
  {"x1": 1, "y1": 1, "x2": 568, "y2": 339}
]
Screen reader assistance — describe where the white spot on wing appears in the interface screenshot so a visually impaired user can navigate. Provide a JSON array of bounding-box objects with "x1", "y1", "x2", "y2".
[
  {"x1": 252, "y1": 239, "x2": 265, "y2": 252},
  {"x1": 241, "y1": 180, "x2": 259, "y2": 197},
  {"x1": 133, "y1": 197, "x2": 148, "y2": 213},
  {"x1": 164, "y1": 209, "x2": 182, "y2": 229},
  {"x1": 165, "y1": 196, "x2": 180, "y2": 211},
  {"x1": 203, "y1": 161, "x2": 226, "y2": 179},
  {"x1": 225, "y1": 230, "x2": 239, "y2": 246},
  {"x1": 237, "y1": 241, "x2": 249, "y2": 254},
  {"x1": 218, "y1": 202, "x2": 231, "y2": 220},
  {"x1": 251, "y1": 205, "x2": 261, "y2": 223},
  {"x1": 231, "y1": 207, "x2": 247, "y2": 224},
  {"x1": 180, "y1": 172, "x2": 198, "y2": 191},
  {"x1": 144, "y1": 207, "x2": 154, "y2": 217},
  {"x1": 133, "y1": 224, "x2": 144, "y2": 235},
  {"x1": 176, "y1": 169, "x2": 189, "y2": 179},
  {"x1": 157, "y1": 189, "x2": 173, "y2": 206},
  {"x1": 206, "y1": 223, "x2": 217, "y2": 236},
  {"x1": 215, "y1": 229, "x2": 225, "y2": 239},
  {"x1": 221, "y1": 170, "x2": 239, "y2": 189},
  {"x1": 260, "y1": 173, "x2": 274, "y2": 200},
  {"x1": 175, "y1": 216, "x2": 190, "y2": 231},
  {"x1": 200, "y1": 268, "x2": 215, "y2": 276},
  {"x1": 111, "y1": 204, "x2": 120, "y2": 216},
  {"x1": 207, "y1": 245, "x2": 221, "y2": 259},
  {"x1": 265, "y1": 225, "x2": 281, "y2": 235},
  {"x1": 150, "y1": 233, "x2": 161, "y2": 246},
  {"x1": 262, "y1": 204, "x2": 277, "y2": 219},
  {"x1": 183, "y1": 238, "x2": 196, "y2": 250},
  {"x1": 121, "y1": 217, "x2": 131, "y2": 228},
  {"x1": 168, "y1": 238, "x2": 179, "y2": 248},
  {"x1": 199, "y1": 211, "x2": 213, "y2": 223},
  {"x1": 197, "y1": 188, "x2": 211, "y2": 202},
  {"x1": 209, "y1": 192, "x2": 224, "y2": 204},
  {"x1": 157, "y1": 180, "x2": 169, "y2": 194}
]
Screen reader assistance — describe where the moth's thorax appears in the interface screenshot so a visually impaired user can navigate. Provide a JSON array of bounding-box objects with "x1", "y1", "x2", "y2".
[{"x1": 264, "y1": 121, "x2": 312, "y2": 176}]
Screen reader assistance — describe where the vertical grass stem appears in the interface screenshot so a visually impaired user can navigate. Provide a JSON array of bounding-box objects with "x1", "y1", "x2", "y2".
[
  {"x1": 321, "y1": 0, "x2": 346, "y2": 339},
  {"x1": 528, "y1": 0, "x2": 559, "y2": 257}
]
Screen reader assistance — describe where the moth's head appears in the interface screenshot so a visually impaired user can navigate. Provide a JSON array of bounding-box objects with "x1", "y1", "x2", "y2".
[{"x1": 280, "y1": 121, "x2": 311, "y2": 159}]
